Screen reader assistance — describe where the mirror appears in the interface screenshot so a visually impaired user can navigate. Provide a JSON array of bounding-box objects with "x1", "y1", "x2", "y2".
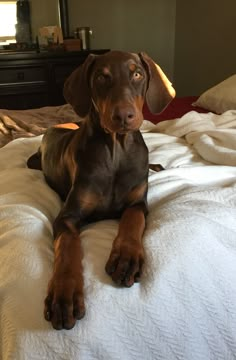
[
  {"x1": 0, "y1": 0, "x2": 69, "y2": 49},
  {"x1": 31, "y1": 0, "x2": 61, "y2": 41}
]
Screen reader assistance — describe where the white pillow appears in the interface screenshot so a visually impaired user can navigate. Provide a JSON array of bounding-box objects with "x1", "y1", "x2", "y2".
[{"x1": 193, "y1": 74, "x2": 236, "y2": 114}]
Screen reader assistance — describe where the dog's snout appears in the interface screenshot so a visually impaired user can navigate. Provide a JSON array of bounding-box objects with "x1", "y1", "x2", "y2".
[{"x1": 112, "y1": 105, "x2": 135, "y2": 126}]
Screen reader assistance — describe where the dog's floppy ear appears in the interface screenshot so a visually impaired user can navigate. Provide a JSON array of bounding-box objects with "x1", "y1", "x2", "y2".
[
  {"x1": 139, "y1": 52, "x2": 175, "y2": 114},
  {"x1": 63, "y1": 54, "x2": 97, "y2": 117}
]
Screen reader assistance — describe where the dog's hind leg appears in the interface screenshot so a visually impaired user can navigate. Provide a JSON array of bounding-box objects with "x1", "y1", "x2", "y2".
[
  {"x1": 27, "y1": 149, "x2": 42, "y2": 170},
  {"x1": 149, "y1": 164, "x2": 165, "y2": 172}
]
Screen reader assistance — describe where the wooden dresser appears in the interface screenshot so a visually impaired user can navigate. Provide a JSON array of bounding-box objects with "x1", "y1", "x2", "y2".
[{"x1": 0, "y1": 49, "x2": 109, "y2": 110}]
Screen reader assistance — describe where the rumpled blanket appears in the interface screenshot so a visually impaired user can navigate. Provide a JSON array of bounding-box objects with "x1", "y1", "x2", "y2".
[
  {"x1": 0, "y1": 104, "x2": 81, "y2": 147},
  {"x1": 0, "y1": 110, "x2": 236, "y2": 360}
]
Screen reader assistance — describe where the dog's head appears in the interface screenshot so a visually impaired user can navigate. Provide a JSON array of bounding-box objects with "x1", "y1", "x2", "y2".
[{"x1": 64, "y1": 51, "x2": 175, "y2": 134}]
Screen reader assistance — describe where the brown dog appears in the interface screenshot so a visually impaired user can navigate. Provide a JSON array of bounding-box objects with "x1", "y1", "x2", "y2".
[{"x1": 27, "y1": 51, "x2": 175, "y2": 330}]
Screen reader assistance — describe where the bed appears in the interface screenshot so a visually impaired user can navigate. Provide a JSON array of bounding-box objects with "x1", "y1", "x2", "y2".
[{"x1": 1, "y1": 78, "x2": 236, "y2": 360}]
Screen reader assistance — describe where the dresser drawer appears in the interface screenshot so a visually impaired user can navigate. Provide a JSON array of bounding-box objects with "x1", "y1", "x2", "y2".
[
  {"x1": 0, "y1": 65, "x2": 46, "y2": 85},
  {"x1": 0, "y1": 49, "x2": 109, "y2": 109},
  {"x1": 54, "y1": 63, "x2": 80, "y2": 85},
  {"x1": 0, "y1": 91, "x2": 49, "y2": 110}
]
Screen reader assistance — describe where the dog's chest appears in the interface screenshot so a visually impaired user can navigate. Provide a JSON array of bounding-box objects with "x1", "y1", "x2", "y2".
[
  {"x1": 87, "y1": 142, "x2": 148, "y2": 215},
  {"x1": 83, "y1": 165, "x2": 146, "y2": 222},
  {"x1": 75, "y1": 132, "x2": 149, "y2": 222}
]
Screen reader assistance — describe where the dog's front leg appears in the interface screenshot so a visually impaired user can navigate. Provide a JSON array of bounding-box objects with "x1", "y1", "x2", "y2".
[
  {"x1": 105, "y1": 204, "x2": 146, "y2": 287},
  {"x1": 44, "y1": 216, "x2": 85, "y2": 330}
]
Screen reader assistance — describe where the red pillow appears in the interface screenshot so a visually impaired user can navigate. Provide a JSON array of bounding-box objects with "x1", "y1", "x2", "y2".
[{"x1": 143, "y1": 96, "x2": 208, "y2": 124}]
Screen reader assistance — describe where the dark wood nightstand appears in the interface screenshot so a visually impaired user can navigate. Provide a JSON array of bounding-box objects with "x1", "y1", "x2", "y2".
[{"x1": 0, "y1": 49, "x2": 109, "y2": 110}]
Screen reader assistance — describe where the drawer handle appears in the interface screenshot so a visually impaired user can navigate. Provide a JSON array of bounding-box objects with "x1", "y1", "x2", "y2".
[{"x1": 17, "y1": 72, "x2": 25, "y2": 81}]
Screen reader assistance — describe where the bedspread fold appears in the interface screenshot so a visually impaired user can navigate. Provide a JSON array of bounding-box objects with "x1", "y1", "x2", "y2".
[
  {"x1": 0, "y1": 110, "x2": 236, "y2": 360},
  {"x1": 0, "y1": 104, "x2": 81, "y2": 147}
]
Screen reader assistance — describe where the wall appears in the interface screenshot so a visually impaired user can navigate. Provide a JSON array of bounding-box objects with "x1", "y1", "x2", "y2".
[
  {"x1": 174, "y1": 0, "x2": 236, "y2": 96},
  {"x1": 68, "y1": 0, "x2": 176, "y2": 80},
  {"x1": 30, "y1": 0, "x2": 59, "y2": 40},
  {"x1": 28, "y1": 1, "x2": 236, "y2": 96}
]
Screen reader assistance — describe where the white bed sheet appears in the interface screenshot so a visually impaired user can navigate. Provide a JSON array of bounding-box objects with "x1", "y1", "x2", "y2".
[{"x1": 0, "y1": 110, "x2": 236, "y2": 360}]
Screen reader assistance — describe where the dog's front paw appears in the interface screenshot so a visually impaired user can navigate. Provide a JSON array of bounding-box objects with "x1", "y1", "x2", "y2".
[
  {"x1": 105, "y1": 241, "x2": 144, "y2": 287},
  {"x1": 44, "y1": 275, "x2": 85, "y2": 330}
]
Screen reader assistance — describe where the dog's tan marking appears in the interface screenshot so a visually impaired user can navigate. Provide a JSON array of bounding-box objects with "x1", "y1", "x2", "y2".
[
  {"x1": 102, "y1": 67, "x2": 110, "y2": 75},
  {"x1": 126, "y1": 182, "x2": 147, "y2": 204},
  {"x1": 53, "y1": 123, "x2": 80, "y2": 130},
  {"x1": 96, "y1": 99, "x2": 113, "y2": 132},
  {"x1": 134, "y1": 95, "x2": 145, "y2": 111},
  {"x1": 78, "y1": 190, "x2": 102, "y2": 213},
  {"x1": 129, "y1": 63, "x2": 137, "y2": 72}
]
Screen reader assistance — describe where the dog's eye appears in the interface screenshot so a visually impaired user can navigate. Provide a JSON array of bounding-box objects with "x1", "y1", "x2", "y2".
[
  {"x1": 96, "y1": 74, "x2": 106, "y2": 83},
  {"x1": 95, "y1": 74, "x2": 112, "y2": 88},
  {"x1": 133, "y1": 71, "x2": 143, "y2": 81}
]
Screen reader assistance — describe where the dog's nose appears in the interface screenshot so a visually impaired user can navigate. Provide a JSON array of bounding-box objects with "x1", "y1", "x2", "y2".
[{"x1": 112, "y1": 105, "x2": 135, "y2": 125}]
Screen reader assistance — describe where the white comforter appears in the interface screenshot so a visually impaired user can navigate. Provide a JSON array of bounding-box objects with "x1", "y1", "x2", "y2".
[{"x1": 0, "y1": 110, "x2": 236, "y2": 360}]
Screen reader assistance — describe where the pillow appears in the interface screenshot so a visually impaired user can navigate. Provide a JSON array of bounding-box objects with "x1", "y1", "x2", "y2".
[{"x1": 193, "y1": 74, "x2": 236, "y2": 114}]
